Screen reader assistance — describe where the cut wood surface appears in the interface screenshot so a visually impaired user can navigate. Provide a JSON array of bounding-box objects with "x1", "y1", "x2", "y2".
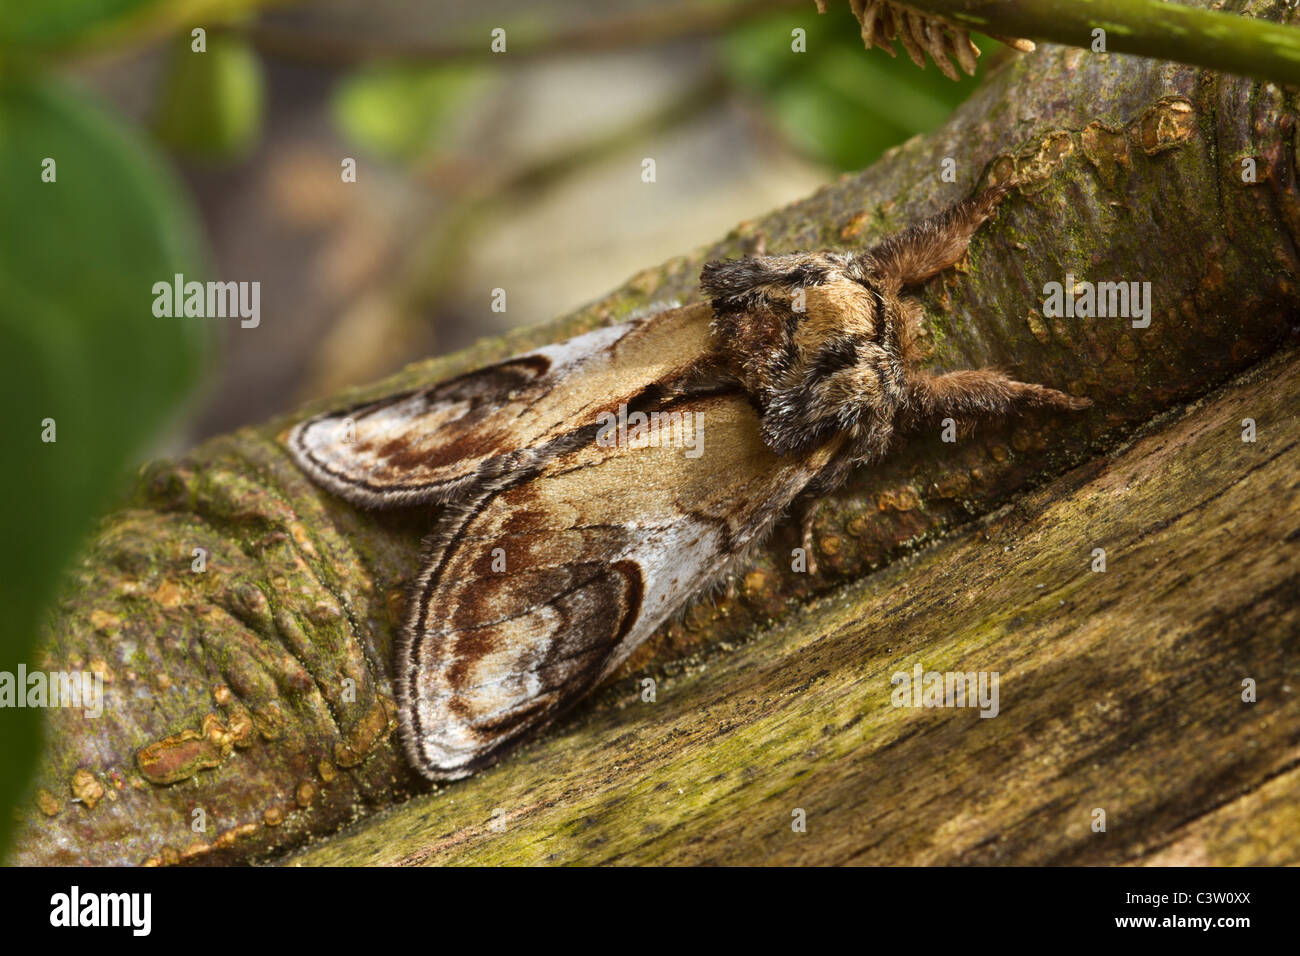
[{"x1": 288, "y1": 348, "x2": 1300, "y2": 865}]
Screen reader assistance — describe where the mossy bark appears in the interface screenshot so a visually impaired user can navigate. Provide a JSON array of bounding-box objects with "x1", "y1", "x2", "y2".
[
  {"x1": 8, "y1": 0, "x2": 1299, "y2": 865},
  {"x1": 288, "y1": 346, "x2": 1300, "y2": 866}
]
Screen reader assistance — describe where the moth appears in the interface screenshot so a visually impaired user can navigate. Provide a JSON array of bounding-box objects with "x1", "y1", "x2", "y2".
[{"x1": 287, "y1": 185, "x2": 1089, "y2": 781}]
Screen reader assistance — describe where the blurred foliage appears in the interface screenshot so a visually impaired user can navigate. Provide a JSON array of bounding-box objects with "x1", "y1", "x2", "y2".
[
  {"x1": 324, "y1": 7, "x2": 974, "y2": 176},
  {"x1": 722, "y1": 9, "x2": 975, "y2": 170},
  {"x1": 0, "y1": 0, "x2": 154, "y2": 50},
  {"x1": 0, "y1": 0, "x2": 280, "y2": 58},
  {"x1": 154, "y1": 30, "x2": 265, "y2": 160},
  {"x1": 333, "y1": 62, "x2": 491, "y2": 164},
  {"x1": 0, "y1": 22, "x2": 209, "y2": 853}
]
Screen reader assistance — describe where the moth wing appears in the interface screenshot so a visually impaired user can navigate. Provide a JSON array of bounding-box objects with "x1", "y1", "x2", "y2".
[
  {"x1": 398, "y1": 391, "x2": 823, "y2": 779},
  {"x1": 286, "y1": 303, "x2": 709, "y2": 508}
]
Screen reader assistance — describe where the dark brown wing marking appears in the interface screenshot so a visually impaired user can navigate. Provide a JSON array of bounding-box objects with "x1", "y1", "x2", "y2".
[
  {"x1": 287, "y1": 305, "x2": 714, "y2": 509},
  {"x1": 396, "y1": 391, "x2": 823, "y2": 779}
]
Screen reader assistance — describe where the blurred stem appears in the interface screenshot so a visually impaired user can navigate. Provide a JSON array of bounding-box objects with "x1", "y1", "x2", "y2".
[
  {"x1": 402, "y1": 67, "x2": 733, "y2": 317},
  {"x1": 239, "y1": 0, "x2": 807, "y2": 66},
  {"x1": 895, "y1": 0, "x2": 1300, "y2": 86}
]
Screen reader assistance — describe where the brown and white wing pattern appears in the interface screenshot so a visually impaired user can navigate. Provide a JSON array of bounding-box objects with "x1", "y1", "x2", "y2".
[
  {"x1": 397, "y1": 391, "x2": 825, "y2": 779},
  {"x1": 287, "y1": 303, "x2": 710, "y2": 508},
  {"x1": 287, "y1": 188, "x2": 1089, "y2": 781}
]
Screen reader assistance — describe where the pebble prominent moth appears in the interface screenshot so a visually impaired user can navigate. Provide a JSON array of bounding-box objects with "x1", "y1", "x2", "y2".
[{"x1": 288, "y1": 185, "x2": 1089, "y2": 780}]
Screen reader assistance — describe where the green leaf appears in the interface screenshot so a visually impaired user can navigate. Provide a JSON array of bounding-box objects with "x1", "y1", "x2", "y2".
[
  {"x1": 0, "y1": 0, "x2": 153, "y2": 50},
  {"x1": 722, "y1": 10, "x2": 975, "y2": 171},
  {"x1": 333, "y1": 63, "x2": 491, "y2": 164},
  {"x1": 0, "y1": 73, "x2": 209, "y2": 854},
  {"x1": 154, "y1": 31, "x2": 265, "y2": 162}
]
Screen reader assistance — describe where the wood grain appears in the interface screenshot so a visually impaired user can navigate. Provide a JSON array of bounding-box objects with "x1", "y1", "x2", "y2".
[{"x1": 287, "y1": 348, "x2": 1300, "y2": 865}]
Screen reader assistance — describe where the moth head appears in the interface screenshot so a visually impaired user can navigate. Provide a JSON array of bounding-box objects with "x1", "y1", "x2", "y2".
[{"x1": 701, "y1": 251, "x2": 911, "y2": 460}]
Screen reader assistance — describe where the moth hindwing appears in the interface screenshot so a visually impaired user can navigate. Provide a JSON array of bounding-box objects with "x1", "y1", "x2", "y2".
[{"x1": 287, "y1": 186, "x2": 1089, "y2": 780}]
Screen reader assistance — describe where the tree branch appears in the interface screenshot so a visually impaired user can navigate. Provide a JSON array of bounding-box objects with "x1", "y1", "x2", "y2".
[{"x1": 845, "y1": 0, "x2": 1300, "y2": 87}]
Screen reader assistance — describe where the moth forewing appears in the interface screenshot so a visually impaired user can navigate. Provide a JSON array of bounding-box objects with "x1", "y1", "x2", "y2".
[
  {"x1": 287, "y1": 302, "x2": 714, "y2": 509},
  {"x1": 397, "y1": 390, "x2": 825, "y2": 779}
]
